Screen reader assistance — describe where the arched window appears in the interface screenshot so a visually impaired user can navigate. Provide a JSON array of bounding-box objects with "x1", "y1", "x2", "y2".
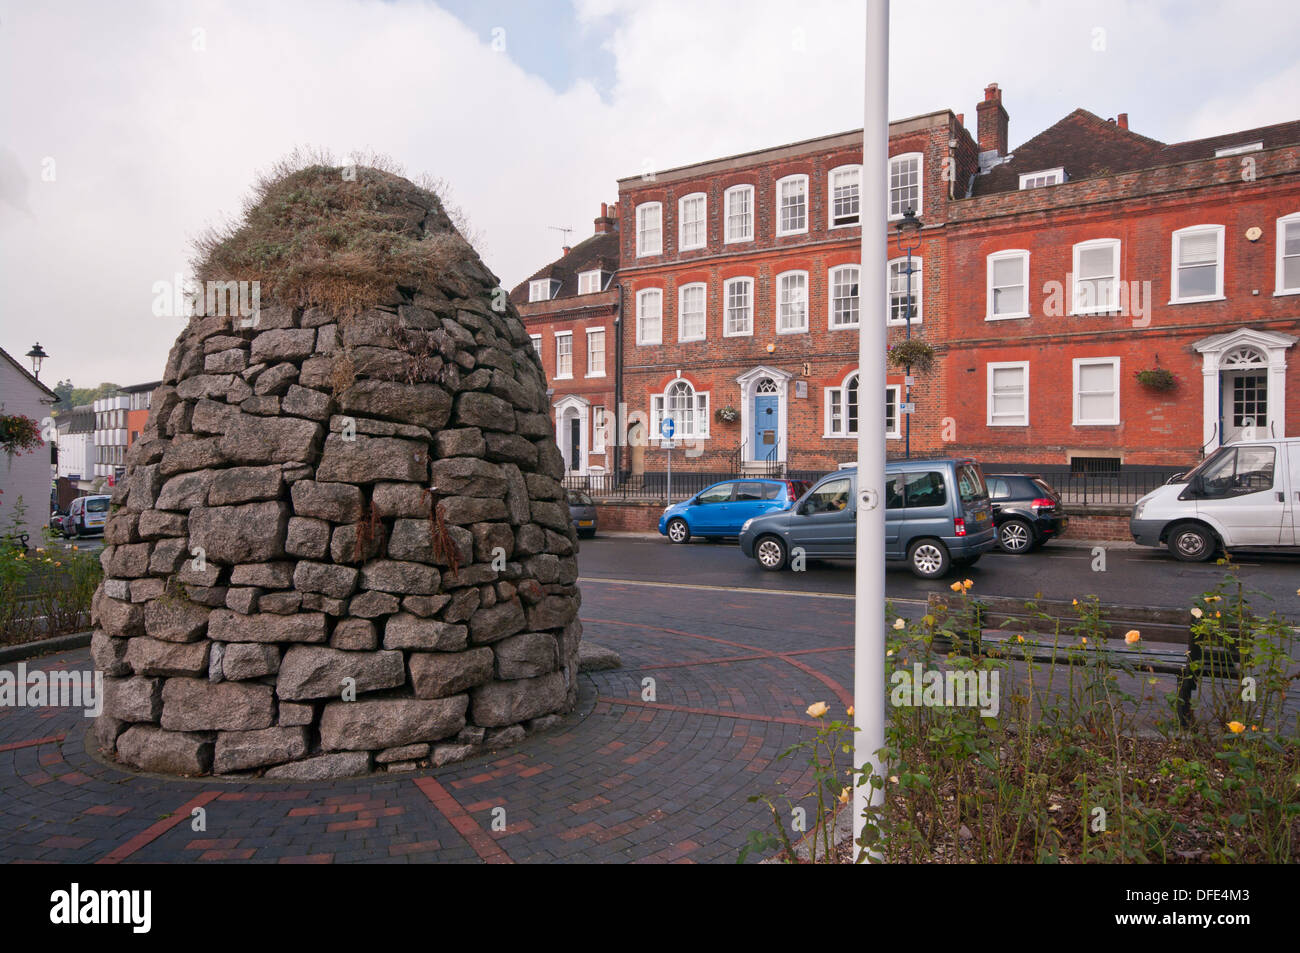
[
  {"x1": 825, "y1": 371, "x2": 900, "y2": 438},
  {"x1": 652, "y1": 379, "x2": 710, "y2": 439}
]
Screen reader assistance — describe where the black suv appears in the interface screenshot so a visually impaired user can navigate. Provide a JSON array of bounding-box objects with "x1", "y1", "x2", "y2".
[{"x1": 985, "y1": 474, "x2": 1067, "y2": 553}]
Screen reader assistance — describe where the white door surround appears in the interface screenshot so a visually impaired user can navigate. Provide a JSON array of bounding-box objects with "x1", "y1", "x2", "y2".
[
  {"x1": 553, "y1": 394, "x2": 591, "y2": 475},
  {"x1": 736, "y1": 365, "x2": 792, "y2": 464},
  {"x1": 1194, "y1": 328, "x2": 1295, "y2": 450}
]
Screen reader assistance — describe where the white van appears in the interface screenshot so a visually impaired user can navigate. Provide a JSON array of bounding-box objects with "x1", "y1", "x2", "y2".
[{"x1": 1130, "y1": 437, "x2": 1300, "y2": 561}]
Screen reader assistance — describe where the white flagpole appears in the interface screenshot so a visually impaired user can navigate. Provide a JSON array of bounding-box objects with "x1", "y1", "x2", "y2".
[{"x1": 853, "y1": 0, "x2": 889, "y2": 860}]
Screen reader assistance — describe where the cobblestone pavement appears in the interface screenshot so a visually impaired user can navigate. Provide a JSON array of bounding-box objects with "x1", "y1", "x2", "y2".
[{"x1": 0, "y1": 580, "x2": 853, "y2": 864}]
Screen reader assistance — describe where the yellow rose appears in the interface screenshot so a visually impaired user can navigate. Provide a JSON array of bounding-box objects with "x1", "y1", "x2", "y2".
[
  {"x1": 961, "y1": 579, "x2": 973, "y2": 590},
  {"x1": 893, "y1": 618, "x2": 905, "y2": 630},
  {"x1": 1227, "y1": 721, "x2": 1245, "y2": 734},
  {"x1": 1072, "y1": 599, "x2": 1078, "y2": 606},
  {"x1": 1124, "y1": 630, "x2": 1140, "y2": 644},
  {"x1": 1190, "y1": 607, "x2": 1203, "y2": 619},
  {"x1": 949, "y1": 582, "x2": 962, "y2": 592},
  {"x1": 806, "y1": 701, "x2": 828, "y2": 719},
  {"x1": 1015, "y1": 634, "x2": 1025, "y2": 643},
  {"x1": 838, "y1": 787, "x2": 851, "y2": 804},
  {"x1": 1081, "y1": 637, "x2": 1088, "y2": 645},
  {"x1": 846, "y1": 706, "x2": 854, "y2": 717}
]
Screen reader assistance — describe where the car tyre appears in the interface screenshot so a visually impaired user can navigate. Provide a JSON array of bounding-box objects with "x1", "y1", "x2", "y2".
[
  {"x1": 907, "y1": 539, "x2": 950, "y2": 579},
  {"x1": 997, "y1": 518, "x2": 1034, "y2": 554},
  {"x1": 1167, "y1": 523, "x2": 1216, "y2": 563},
  {"x1": 754, "y1": 535, "x2": 788, "y2": 572},
  {"x1": 666, "y1": 518, "x2": 691, "y2": 544}
]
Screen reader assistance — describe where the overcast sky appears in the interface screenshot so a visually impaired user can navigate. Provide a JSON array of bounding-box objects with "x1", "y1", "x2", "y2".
[{"x1": 2, "y1": 0, "x2": 1297, "y2": 389}]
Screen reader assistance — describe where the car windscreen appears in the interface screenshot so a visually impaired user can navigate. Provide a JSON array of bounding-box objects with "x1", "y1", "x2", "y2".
[
  {"x1": 956, "y1": 464, "x2": 987, "y2": 503},
  {"x1": 86, "y1": 498, "x2": 110, "y2": 512},
  {"x1": 567, "y1": 491, "x2": 594, "y2": 506},
  {"x1": 1180, "y1": 446, "x2": 1231, "y2": 483}
]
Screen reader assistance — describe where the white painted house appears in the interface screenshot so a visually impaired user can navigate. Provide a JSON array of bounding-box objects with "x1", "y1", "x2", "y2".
[{"x1": 0, "y1": 346, "x2": 57, "y2": 542}]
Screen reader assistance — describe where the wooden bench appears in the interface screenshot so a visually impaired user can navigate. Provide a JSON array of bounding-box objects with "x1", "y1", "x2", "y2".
[{"x1": 924, "y1": 592, "x2": 1241, "y2": 727}]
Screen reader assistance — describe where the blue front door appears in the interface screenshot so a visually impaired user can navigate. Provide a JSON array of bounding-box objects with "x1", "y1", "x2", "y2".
[{"x1": 753, "y1": 394, "x2": 779, "y2": 461}]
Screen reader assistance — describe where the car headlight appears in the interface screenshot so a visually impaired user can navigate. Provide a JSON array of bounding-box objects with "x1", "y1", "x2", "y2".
[
  {"x1": 1132, "y1": 500, "x2": 1145, "y2": 520},
  {"x1": 741, "y1": 518, "x2": 754, "y2": 533}
]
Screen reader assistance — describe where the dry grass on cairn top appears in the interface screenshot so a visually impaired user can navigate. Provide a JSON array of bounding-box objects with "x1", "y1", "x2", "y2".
[{"x1": 191, "y1": 148, "x2": 477, "y2": 317}]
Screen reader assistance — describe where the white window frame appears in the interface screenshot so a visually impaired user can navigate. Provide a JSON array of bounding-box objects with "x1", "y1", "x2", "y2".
[
  {"x1": 677, "y1": 282, "x2": 707, "y2": 342},
  {"x1": 1072, "y1": 357, "x2": 1121, "y2": 426},
  {"x1": 592, "y1": 405, "x2": 607, "y2": 454},
  {"x1": 885, "y1": 384, "x2": 901, "y2": 440},
  {"x1": 577, "y1": 270, "x2": 605, "y2": 295},
  {"x1": 775, "y1": 270, "x2": 809, "y2": 334},
  {"x1": 528, "y1": 279, "x2": 556, "y2": 302},
  {"x1": 888, "y1": 152, "x2": 923, "y2": 220},
  {"x1": 887, "y1": 257, "x2": 923, "y2": 326},
  {"x1": 775, "y1": 174, "x2": 809, "y2": 237},
  {"x1": 554, "y1": 331, "x2": 573, "y2": 380},
  {"x1": 1018, "y1": 167, "x2": 1065, "y2": 189},
  {"x1": 1071, "y1": 238, "x2": 1121, "y2": 314},
  {"x1": 1276, "y1": 212, "x2": 1300, "y2": 296},
  {"x1": 678, "y1": 192, "x2": 707, "y2": 251},
  {"x1": 636, "y1": 202, "x2": 662, "y2": 257},
  {"x1": 986, "y1": 250, "x2": 1030, "y2": 320},
  {"x1": 828, "y1": 165, "x2": 861, "y2": 228},
  {"x1": 723, "y1": 277, "x2": 753, "y2": 337},
  {"x1": 986, "y1": 362, "x2": 1029, "y2": 427},
  {"x1": 824, "y1": 371, "x2": 900, "y2": 440},
  {"x1": 651, "y1": 379, "x2": 710, "y2": 441},
  {"x1": 1170, "y1": 224, "x2": 1226, "y2": 304},
  {"x1": 585, "y1": 327, "x2": 606, "y2": 378},
  {"x1": 529, "y1": 334, "x2": 542, "y2": 359},
  {"x1": 1215, "y1": 142, "x2": 1262, "y2": 157},
  {"x1": 828, "y1": 264, "x2": 860, "y2": 329},
  {"x1": 724, "y1": 185, "x2": 754, "y2": 244},
  {"x1": 636, "y1": 288, "x2": 662, "y2": 345}
]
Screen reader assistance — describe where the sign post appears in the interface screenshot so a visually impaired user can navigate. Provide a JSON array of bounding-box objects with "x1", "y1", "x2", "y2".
[
  {"x1": 660, "y1": 417, "x2": 675, "y2": 504},
  {"x1": 854, "y1": 0, "x2": 889, "y2": 862}
]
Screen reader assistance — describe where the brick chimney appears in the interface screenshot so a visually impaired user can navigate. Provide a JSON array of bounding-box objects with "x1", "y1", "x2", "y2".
[
  {"x1": 594, "y1": 201, "x2": 617, "y2": 234},
  {"x1": 977, "y1": 83, "x2": 1009, "y2": 157},
  {"x1": 1117, "y1": 112, "x2": 1129, "y2": 130}
]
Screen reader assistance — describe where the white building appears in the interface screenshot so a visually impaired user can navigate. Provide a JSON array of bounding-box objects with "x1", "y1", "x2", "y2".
[
  {"x1": 0, "y1": 346, "x2": 57, "y2": 541},
  {"x1": 56, "y1": 404, "x2": 94, "y2": 487},
  {"x1": 93, "y1": 393, "x2": 129, "y2": 483}
]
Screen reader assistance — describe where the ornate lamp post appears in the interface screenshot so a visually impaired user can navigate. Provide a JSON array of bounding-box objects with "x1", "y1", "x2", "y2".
[
  {"x1": 25, "y1": 342, "x2": 48, "y2": 380},
  {"x1": 894, "y1": 210, "x2": 922, "y2": 459}
]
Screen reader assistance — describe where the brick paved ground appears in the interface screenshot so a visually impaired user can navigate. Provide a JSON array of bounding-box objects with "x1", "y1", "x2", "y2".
[{"x1": 0, "y1": 581, "x2": 853, "y2": 864}]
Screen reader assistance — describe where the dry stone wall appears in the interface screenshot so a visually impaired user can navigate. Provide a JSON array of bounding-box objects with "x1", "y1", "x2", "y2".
[{"x1": 91, "y1": 176, "x2": 581, "y2": 778}]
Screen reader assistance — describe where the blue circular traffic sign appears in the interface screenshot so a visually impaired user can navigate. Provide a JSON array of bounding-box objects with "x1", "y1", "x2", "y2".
[{"x1": 660, "y1": 417, "x2": 675, "y2": 439}]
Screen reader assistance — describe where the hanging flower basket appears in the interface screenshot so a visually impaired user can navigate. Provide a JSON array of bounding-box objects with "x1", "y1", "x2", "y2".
[
  {"x1": 1135, "y1": 368, "x2": 1177, "y2": 392},
  {"x1": 0, "y1": 413, "x2": 43, "y2": 458},
  {"x1": 715, "y1": 405, "x2": 739, "y2": 423},
  {"x1": 887, "y1": 340, "x2": 935, "y2": 373}
]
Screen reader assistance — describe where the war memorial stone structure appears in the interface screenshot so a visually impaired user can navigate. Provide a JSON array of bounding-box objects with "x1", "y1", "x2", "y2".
[{"x1": 90, "y1": 166, "x2": 583, "y2": 778}]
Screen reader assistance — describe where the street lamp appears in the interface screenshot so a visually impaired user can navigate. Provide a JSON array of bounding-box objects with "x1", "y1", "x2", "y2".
[
  {"x1": 25, "y1": 343, "x2": 48, "y2": 380},
  {"x1": 894, "y1": 209, "x2": 922, "y2": 459}
]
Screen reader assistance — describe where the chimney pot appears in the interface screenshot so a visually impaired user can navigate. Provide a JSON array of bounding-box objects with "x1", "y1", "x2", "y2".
[
  {"x1": 562, "y1": 246, "x2": 571, "y2": 256},
  {"x1": 984, "y1": 83, "x2": 1000, "y2": 103},
  {"x1": 956, "y1": 112, "x2": 964, "y2": 127},
  {"x1": 1117, "y1": 112, "x2": 1129, "y2": 130}
]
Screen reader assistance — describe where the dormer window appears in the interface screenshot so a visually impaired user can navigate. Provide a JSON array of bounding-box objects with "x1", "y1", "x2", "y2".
[
  {"x1": 1215, "y1": 142, "x2": 1262, "y2": 158},
  {"x1": 529, "y1": 279, "x2": 559, "y2": 302},
  {"x1": 578, "y1": 270, "x2": 606, "y2": 295},
  {"x1": 1018, "y1": 168, "x2": 1065, "y2": 189}
]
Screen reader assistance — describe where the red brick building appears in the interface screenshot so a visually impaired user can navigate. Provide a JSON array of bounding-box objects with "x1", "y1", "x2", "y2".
[
  {"x1": 514, "y1": 83, "x2": 1299, "y2": 487},
  {"x1": 511, "y1": 204, "x2": 620, "y2": 476},
  {"x1": 614, "y1": 109, "x2": 978, "y2": 478},
  {"x1": 944, "y1": 97, "x2": 1300, "y2": 473}
]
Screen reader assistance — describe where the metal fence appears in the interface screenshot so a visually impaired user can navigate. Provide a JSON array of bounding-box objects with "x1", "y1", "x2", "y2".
[{"x1": 564, "y1": 463, "x2": 1187, "y2": 508}]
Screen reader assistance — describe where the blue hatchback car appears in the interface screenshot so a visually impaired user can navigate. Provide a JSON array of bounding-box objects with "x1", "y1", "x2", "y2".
[{"x1": 659, "y1": 479, "x2": 810, "y2": 543}]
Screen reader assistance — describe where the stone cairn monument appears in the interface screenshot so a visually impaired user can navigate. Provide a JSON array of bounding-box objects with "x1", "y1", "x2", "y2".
[{"x1": 91, "y1": 165, "x2": 582, "y2": 778}]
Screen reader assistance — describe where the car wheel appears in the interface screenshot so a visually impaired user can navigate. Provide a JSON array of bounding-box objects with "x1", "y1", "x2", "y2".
[
  {"x1": 666, "y1": 518, "x2": 691, "y2": 544},
  {"x1": 754, "y1": 535, "x2": 788, "y2": 571},
  {"x1": 1168, "y1": 523, "x2": 1216, "y2": 562},
  {"x1": 997, "y1": 518, "x2": 1034, "y2": 554},
  {"x1": 908, "y1": 539, "x2": 950, "y2": 579}
]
